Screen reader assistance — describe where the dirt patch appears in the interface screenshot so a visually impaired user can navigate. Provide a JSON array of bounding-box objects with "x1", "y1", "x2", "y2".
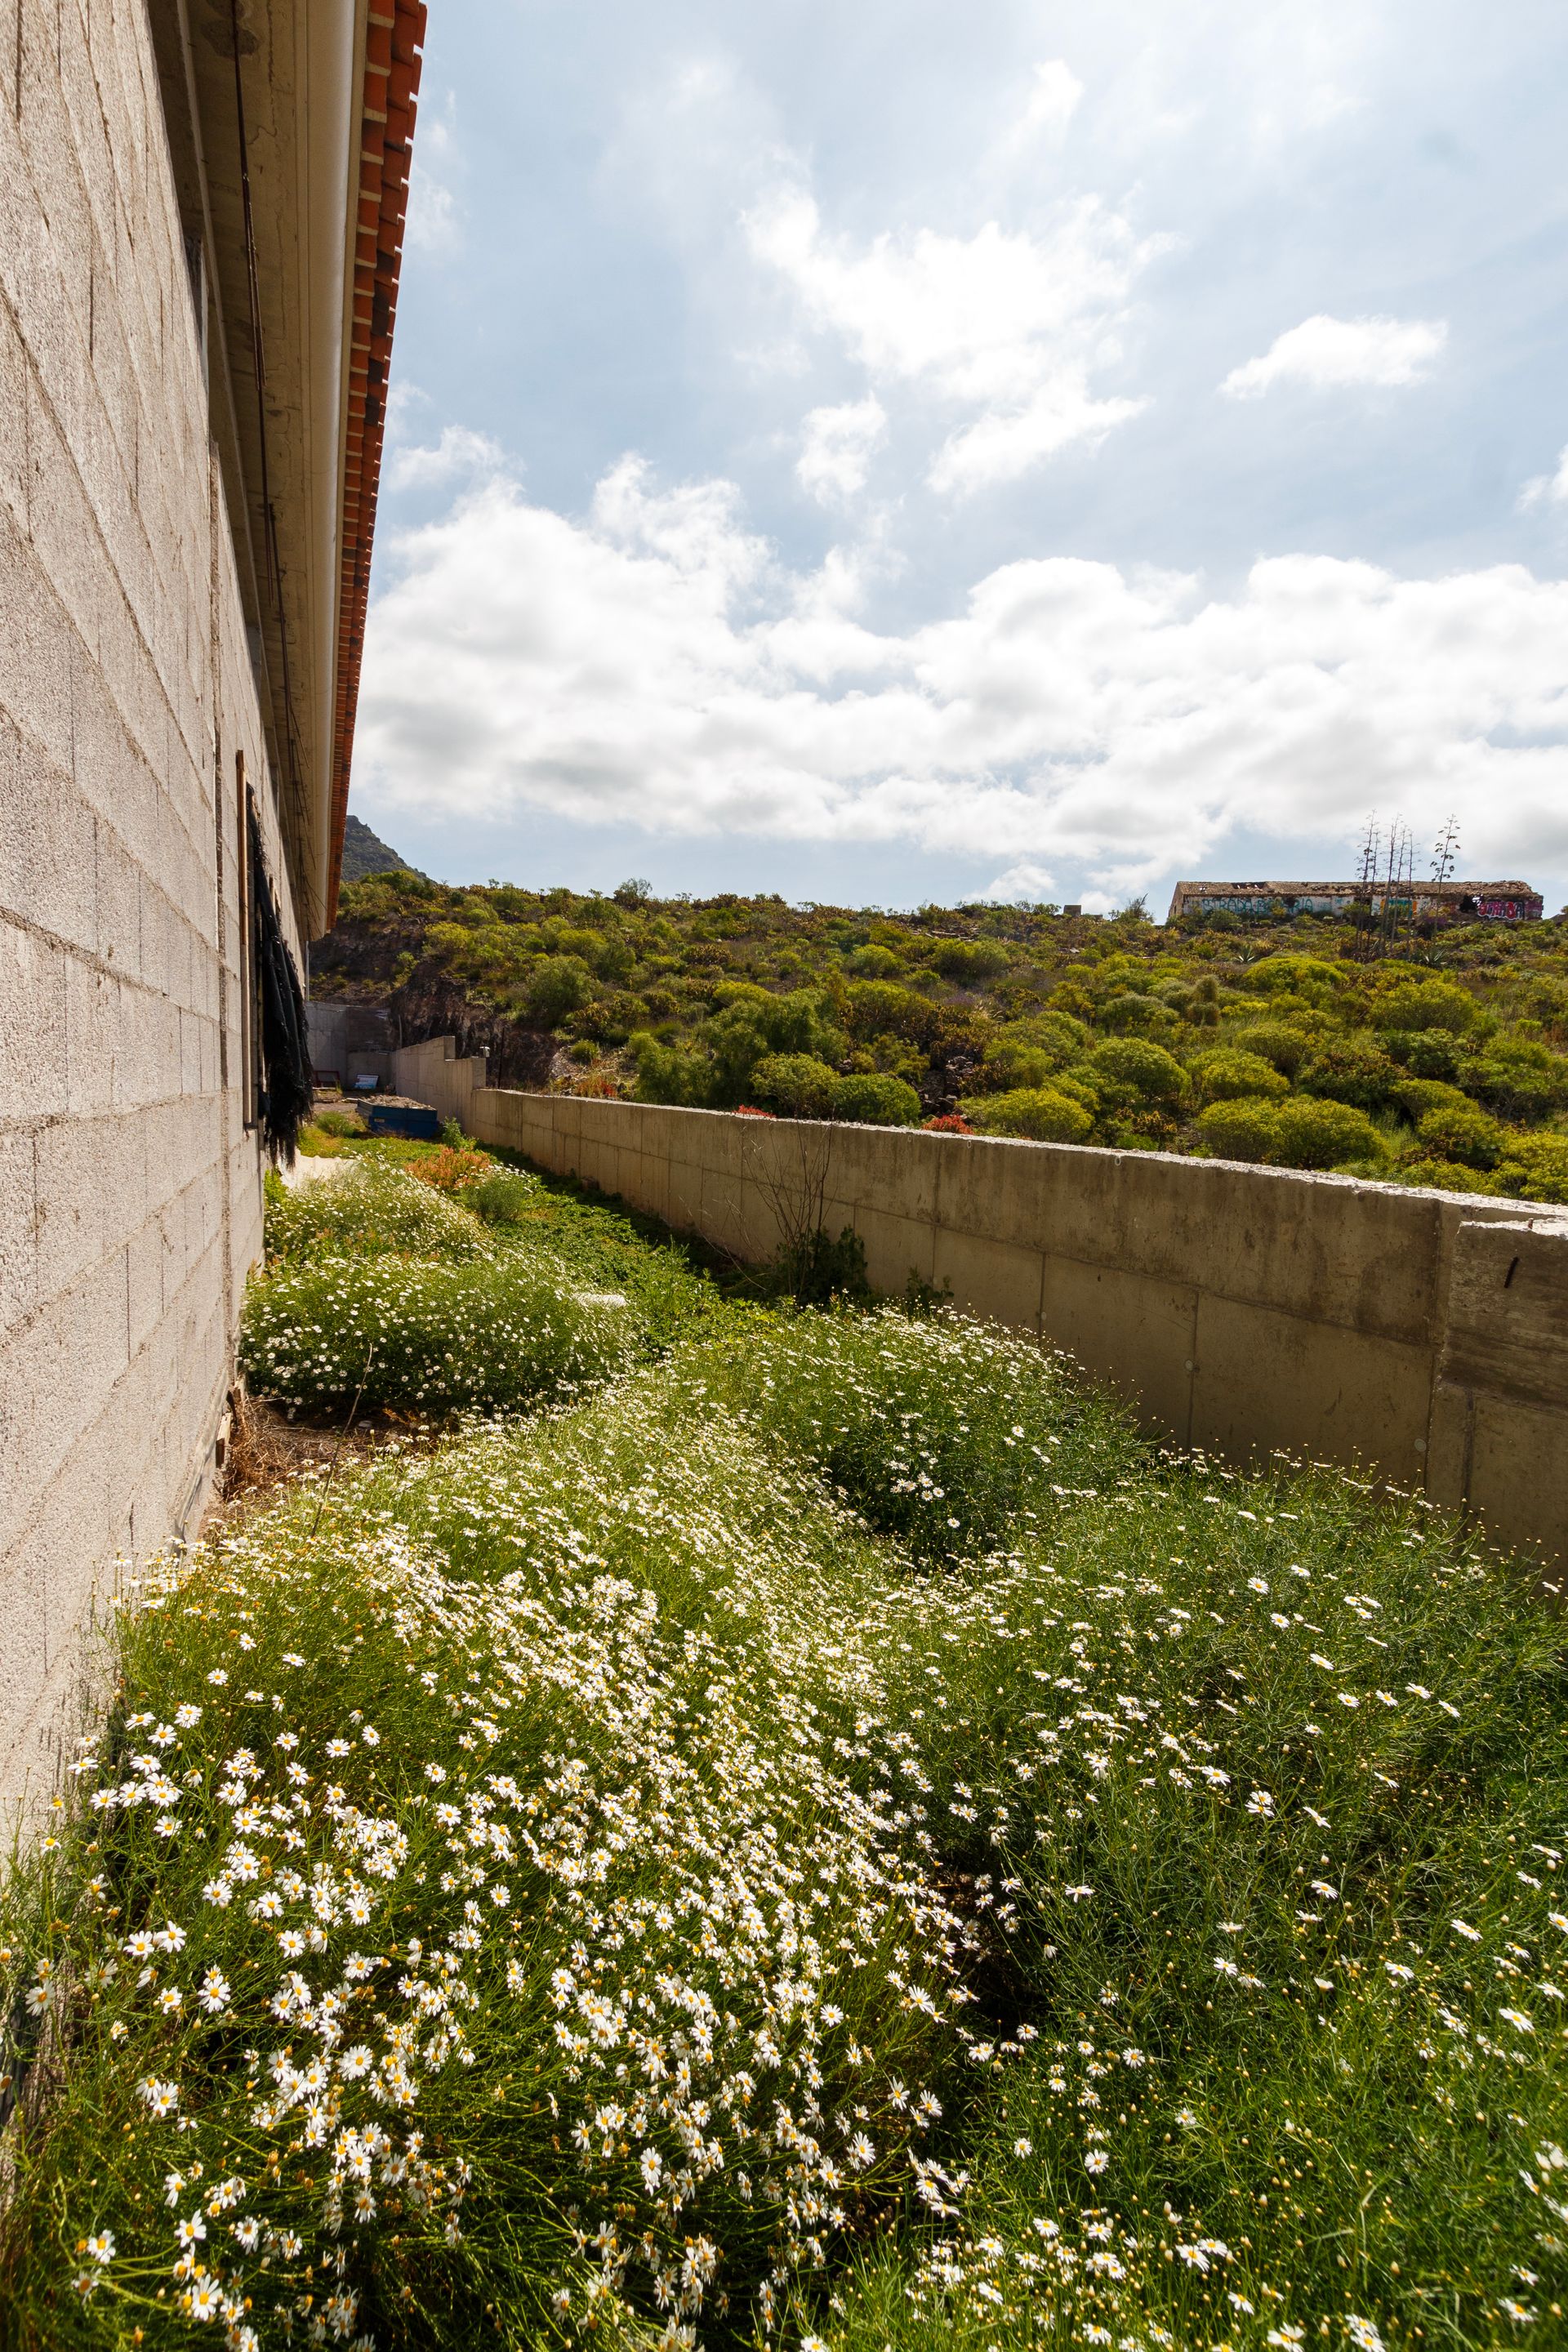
[{"x1": 216, "y1": 1388, "x2": 444, "y2": 1523}]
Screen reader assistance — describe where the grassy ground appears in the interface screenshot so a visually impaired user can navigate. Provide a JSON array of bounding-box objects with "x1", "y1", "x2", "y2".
[{"x1": 2, "y1": 1147, "x2": 1564, "y2": 2352}]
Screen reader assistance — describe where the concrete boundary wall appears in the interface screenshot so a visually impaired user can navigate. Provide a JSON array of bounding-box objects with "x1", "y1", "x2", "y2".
[{"x1": 394, "y1": 1037, "x2": 1568, "y2": 1572}]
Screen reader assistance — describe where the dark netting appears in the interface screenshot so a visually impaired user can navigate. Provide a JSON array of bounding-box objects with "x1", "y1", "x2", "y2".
[{"x1": 249, "y1": 813, "x2": 313, "y2": 1164}]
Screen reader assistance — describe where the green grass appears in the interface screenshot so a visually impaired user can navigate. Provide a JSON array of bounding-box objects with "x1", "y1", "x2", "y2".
[{"x1": 4, "y1": 1170, "x2": 1566, "y2": 2352}]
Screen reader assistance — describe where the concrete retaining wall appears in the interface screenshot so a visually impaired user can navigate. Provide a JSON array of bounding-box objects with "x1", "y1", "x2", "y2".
[
  {"x1": 394, "y1": 1037, "x2": 1568, "y2": 1573},
  {"x1": 0, "y1": 5, "x2": 296, "y2": 1811}
]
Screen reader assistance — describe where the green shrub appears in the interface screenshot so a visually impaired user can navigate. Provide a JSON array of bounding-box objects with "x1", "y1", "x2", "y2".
[
  {"x1": 1392, "y1": 1076, "x2": 1471, "y2": 1124},
  {"x1": 1098, "y1": 990, "x2": 1179, "y2": 1038},
  {"x1": 749, "y1": 1051, "x2": 841, "y2": 1118},
  {"x1": 525, "y1": 952, "x2": 595, "y2": 1023},
  {"x1": 773, "y1": 1223, "x2": 870, "y2": 1306},
  {"x1": 1199, "y1": 1094, "x2": 1380, "y2": 1171},
  {"x1": 1397, "y1": 1027, "x2": 1462, "y2": 1080},
  {"x1": 1272, "y1": 1095, "x2": 1383, "y2": 1169},
  {"x1": 1396, "y1": 1156, "x2": 1503, "y2": 1196},
  {"x1": 1006, "y1": 1009, "x2": 1089, "y2": 1062},
  {"x1": 1298, "y1": 1031, "x2": 1396, "y2": 1108},
  {"x1": 1370, "y1": 978, "x2": 1477, "y2": 1033},
  {"x1": 1417, "y1": 1102, "x2": 1508, "y2": 1169},
  {"x1": 929, "y1": 936, "x2": 1009, "y2": 982},
  {"x1": 1496, "y1": 1130, "x2": 1568, "y2": 1205},
  {"x1": 706, "y1": 985, "x2": 846, "y2": 1092},
  {"x1": 977, "y1": 1038, "x2": 1057, "y2": 1090},
  {"x1": 5, "y1": 1388, "x2": 956, "y2": 2350},
  {"x1": 310, "y1": 1105, "x2": 365, "y2": 1138},
  {"x1": 964, "y1": 1086, "x2": 1094, "y2": 1143},
  {"x1": 1227, "y1": 1018, "x2": 1317, "y2": 1076},
  {"x1": 1193, "y1": 1098, "x2": 1279, "y2": 1162},
  {"x1": 240, "y1": 1255, "x2": 637, "y2": 1410},
  {"x1": 1189, "y1": 1046, "x2": 1290, "y2": 1105},
  {"x1": 843, "y1": 980, "x2": 940, "y2": 1045},
  {"x1": 1243, "y1": 951, "x2": 1343, "y2": 1000},
  {"x1": 827, "y1": 1071, "x2": 922, "y2": 1125},
  {"x1": 1467, "y1": 1044, "x2": 1568, "y2": 1122},
  {"x1": 1088, "y1": 1035, "x2": 1188, "y2": 1104},
  {"x1": 470, "y1": 1169, "x2": 541, "y2": 1225},
  {"x1": 263, "y1": 1163, "x2": 492, "y2": 1265},
  {"x1": 629, "y1": 1028, "x2": 713, "y2": 1105},
  {"x1": 844, "y1": 942, "x2": 902, "y2": 978}
]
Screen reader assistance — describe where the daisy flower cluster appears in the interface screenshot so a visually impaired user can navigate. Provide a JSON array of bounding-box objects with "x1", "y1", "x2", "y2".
[
  {"x1": 6, "y1": 1160, "x2": 1566, "y2": 2352},
  {"x1": 3, "y1": 1388, "x2": 989, "y2": 2348},
  {"x1": 263, "y1": 1161, "x2": 498, "y2": 1268},
  {"x1": 239, "y1": 1253, "x2": 638, "y2": 1413}
]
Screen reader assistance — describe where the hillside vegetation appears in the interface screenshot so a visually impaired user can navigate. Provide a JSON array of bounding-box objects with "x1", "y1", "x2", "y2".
[
  {"x1": 311, "y1": 875, "x2": 1568, "y2": 1200},
  {"x1": 2, "y1": 1145, "x2": 1564, "y2": 2352}
]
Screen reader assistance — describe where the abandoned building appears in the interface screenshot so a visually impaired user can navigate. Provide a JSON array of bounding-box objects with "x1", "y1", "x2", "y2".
[
  {"x1": 1166, "y1": 878, "x2": 1544, "y2": 925},
  {"x1": 0, "y1": 1, "x2": 425, "y2": 1811}
]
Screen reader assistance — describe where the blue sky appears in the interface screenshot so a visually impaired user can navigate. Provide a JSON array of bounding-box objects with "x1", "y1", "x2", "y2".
[{"x1": 354, "y1": 0, "x2": 1568, "y2": 915}]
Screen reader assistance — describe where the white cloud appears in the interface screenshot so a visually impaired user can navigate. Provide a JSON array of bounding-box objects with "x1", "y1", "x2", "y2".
[
  {"x1": 745, "y1": 188, "x2": 1160, "y2": 492},
  {"x1": 995, "y1": 59, "x2": 1084, "y2": 158},
  {"x1": 983, "y1": 861, "x2": 1058, "y2": 904},
  {"x1": 929, "y1": 384, "x2": 1143, "y2": 496},
  {"x1": 1519, "y1": 446, "x2": 1568, "y2": 511},
  {"x1": 359, "y1": 453, "x2": 1568, "y2": 889},
  {"x1": 386, "y1": 425, "x2": 504, "y2": 493},
  {"x1": 1221, "y1": 313, "x2": 1447, "y2": 398},
  {"x1": 405, "y1": 172, "x2": 459, "y2": 254},
  {"x1": 796, "y1": 397, "x2": 887, "y2": 504},
  {"x1": 405, "y1": 102, "x2": 461, "y2": 255}
]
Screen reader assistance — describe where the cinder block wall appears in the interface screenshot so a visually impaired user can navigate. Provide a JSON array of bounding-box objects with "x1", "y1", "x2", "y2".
[
  {"x1": 394, "y1": 1040, "x2": 1568, "y2": 1573},
  {"x1": 0, "y1": 6, "x2": 296, "y2": 1811}
]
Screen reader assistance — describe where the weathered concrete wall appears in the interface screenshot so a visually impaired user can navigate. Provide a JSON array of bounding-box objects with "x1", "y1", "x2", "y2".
[
  {"x1": 307, "y1": 1001, "x2": 394, "y2": 1089},
  {"x1": 395, "y1": 1039, "x2": 1568, "y2": 1572},
  {"x1": 0, "y1": 3, "x2": 296, "y2": 1812}
]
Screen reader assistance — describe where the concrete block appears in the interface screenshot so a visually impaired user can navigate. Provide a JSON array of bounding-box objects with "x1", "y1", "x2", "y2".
[
  {"x1": 0, "y1": 1129, "x2": 39, "y2": 1343},
  {"x1": 32, "y1": 1111, "x2": 114, "y2": 1303},
  {"x1": 932, "y1": 1226, "x2": 1044, "y2": 1336},
  {"x1": 126, "y1": 1209, "x2": 168, "y2": 1361},
  {"x1": 70, "y1": 639, "x2": 157, "y2": 862},
  {"x1": 0, "y1": 915, "x2": 69, "y2": 1121},
  {"x1": 40, "y1": 1433, "x2": 114, "y2": 1677},
  {"x1": 626, "y1": 1144, "x2": 674, "y2": 1229},
  {"x1": 62, "y1": 952, "x2": 120, "y2": 1117},
  {"x1": 935, "y1": 1131, "x2": 1098, "y2": 1258},
  {"x1": 0, "y1": 1516, "x2": 50, "y2": 1783},
  {"x1": 1040, "y1": 1257, "x2": 1197, "y2": 1438},
  {"x1": 0, "y1": 276, "x2": 29, "y2": 531},
  {"x1": 0, "y1": 1241, "x2": 130, "y2": 1560},
  {"x1": 0, "y1": 504, "x2": 76, "y2": 780},
  {"x1": 854, "y1": 1204, "x2": 938, "y2": 1297},
  {"x1": 1464, "y1": 1392, "x2": 1568, "y2": 1575},
  {"x1": 813, "y1": 1119, "x2": 943, "y2": 1229},
  {"x1": 0, "y1": 719, "x2": 100, "y2": 951},
  {"x1": 95, "y1": 813, "x2": 148, "y2": 980},
  {"x1": 1189, "y1": 1294, "x2": 1432, "y2": 1477},
  {"x1": 1437, "y1": 1218, "x2": 1568, "y2": 1414},
  {"x1": 24, "y1": 365, "x2": 105, "y2": 672},
  {"x1": 1422, "y1": 1380, "x2": 1470, "y2": 1514}
]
